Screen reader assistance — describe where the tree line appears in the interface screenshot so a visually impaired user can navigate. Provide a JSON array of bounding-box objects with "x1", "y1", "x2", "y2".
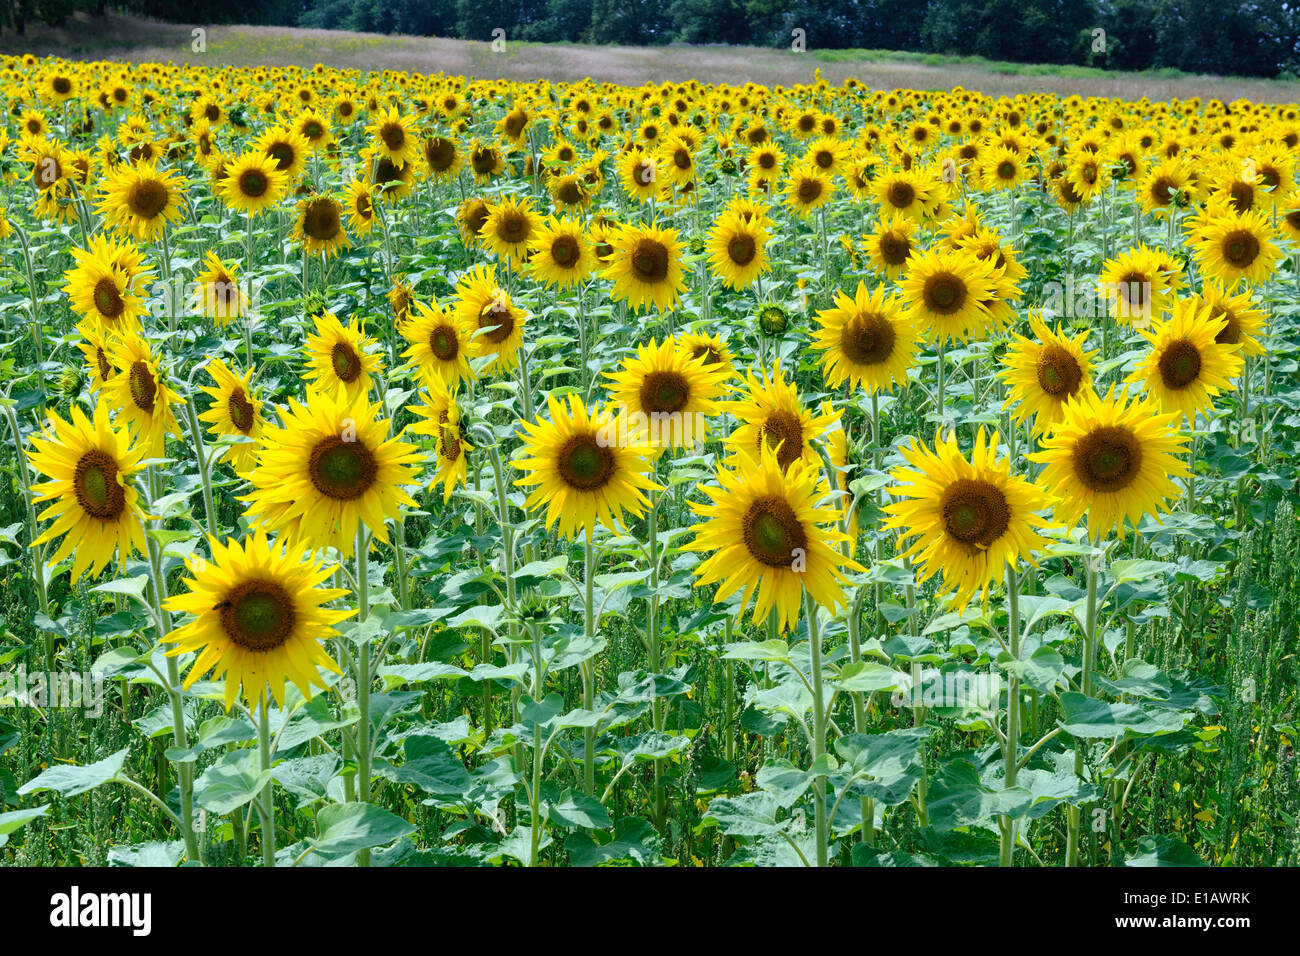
[{"x1": 6, "y1": 0, "x2": 1300, "y2": 79}]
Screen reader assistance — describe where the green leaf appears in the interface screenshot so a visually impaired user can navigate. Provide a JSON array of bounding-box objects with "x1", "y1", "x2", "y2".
[
  {"x1": 19, "y1": 748, "x2": 129, "y2": 798},
  {"x1": 1058, "y1": 692, "x2": 1188, "y2": 738},
  {"x1": 108, "y1": 840, "x2": 186, "y2": 867},
  {"x1": 836, "y1": 661, "x2": 908, "y2": 693},
  {"x1": 312, "y1": 802, "x2": 417, "y2": 855},
  {"x1": 193, "y1": 750, "x2": 272, "y2": 814},
  {"x1": 722, "y1": 639, "x2": 790, "y2": 662},
  {"x1": 0, "y1": 805, "x2": 48, "y2": 846},
  {"x1": 1126, "y1": 835, "x2": 1206, "y2": 867}
]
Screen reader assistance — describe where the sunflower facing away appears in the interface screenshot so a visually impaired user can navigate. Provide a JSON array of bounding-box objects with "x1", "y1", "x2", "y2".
[
  {"x1": 105, "y1": 327, "x2": 181, "y2": 459},
  {"x1": 1000, "y1": 315, "x2": 1098, "y2": 434},
  {"x1": 605, "y1": 337, "x2": 731, "y2": 449},
  {"x1": 688, "y1": 443, "x2": 859, "y2": 632},
  {"x1": 26, "y1": 402, "x2": 149, "y2": 581},
  {"x1": 162, "y1": 529, "x2": 351, "y2": 711},
  {"x1": 1126, "y1": 298, "x2": 1243, "y2": 425},
  {"x1": 513, "y1": 392, "x2": 661, "y2": 541},
  {"x1": 726, "y1": 363, "x2": 839, "y2": 473},
  {"x1": 304, "y1": 311, "x2": 382, "y2": 402},
  {"x1": 813, "y1": 281, "x2": 917, "y2": 394},
  {"x1": 198, "y1": 358, "x2": 264, "y2": 476},
  {"x1": 1029, "y1": 386, "x2": 1191, "y2": 541},
  {"x1": 884, "y1": 428, "x2": 1055, "y2": 611},
  {"x1": 602, "y1": 222, "x2": 687, "y2": 314},
  {"x1": 241, "y1": 388, "x2": 422, "y2": 558}
]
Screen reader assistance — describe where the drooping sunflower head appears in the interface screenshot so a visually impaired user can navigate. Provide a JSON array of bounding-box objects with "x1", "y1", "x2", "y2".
[
  {"x1": 408, "y1": 372, "x2": 472, "y2": 505},
  {"x1": 1029, "y1": 386, "x2": 1191, "y2": 541},
  {"x1": 162, "y1": 529, "x2": 351, "y2": 712},
  {"x1": 513, "y1": 392, "x2": 661, "y2": 541},
  {"x1": 1127, "y1": 298, "x2": 1244, "y2": 425},
  {"x1": 1000, "y1": 315, "x2": 1098, "y2": 433},
  {"x1": 1195, "y1": 281, "x2": 1267, "y2": 358},
  {"x1": 884, "y1": 428, "x2": 1055, "y2": 610}
]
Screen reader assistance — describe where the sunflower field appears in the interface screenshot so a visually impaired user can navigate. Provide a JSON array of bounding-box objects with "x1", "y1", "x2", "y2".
[{"x1": 1, "y1": 53, "x2": 1298, "y2": 870}]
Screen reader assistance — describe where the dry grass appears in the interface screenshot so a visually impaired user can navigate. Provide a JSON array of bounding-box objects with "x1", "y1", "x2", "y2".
[{"x1": 5, "y1": 11, "x2": 1300, "y2": 102}]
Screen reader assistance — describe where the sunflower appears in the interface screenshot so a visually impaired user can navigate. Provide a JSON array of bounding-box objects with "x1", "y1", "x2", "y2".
[
  {"x1": 747, "y1": 142, "x2": 785, "y2": 182},
  {"x1": 162, "y1": 529, "x2": 350, "y2": 712},
  {"x1": 873, "y1": 168, "x2": 942, "y2": 221},
  {"x1": 76, "y1": 321, "x2": 116, "y2": 391},
  {"x1": 291, "y1": 193, "x2": 350, "y2": 258},
  {"x1": 677, "y1": 331, "x2": 738, "y2": 381},
  {"x1": 1000, "y1": 316, "x2": 1097, "y2": 434},
  {"x1": 1196, "y1": 282, "x2": 1267, "y2": 357},
  {"x1": 1138, "y1": 157, "x2": 1194, "y2": 215},
  {"x1": 241, "y1": 389, "x2": 422, "y2": 557},
  {"x1": 467, "y1": 140, "x2": 506, "y2": 184},
  {"x1": 899, "y1": 249, "x2": 1000, "y2": 345},
  {"x1": 408, "y1": 373, "x2": 471, "y2": 504},
  {"x1": 453, "y1": 265, "x2": 527, "y2": 372},
  {"x1": 365, "y1": 105, "x2": 420, "y2": 169},
  {"x1": 864, "y1": 212, "x2": 918, "y2": 279},
  {"x1": 1029, "y1": 387, "x2": 1190, "y2": 540},
  {"x1": 456, "y1": 196, "x2": 490, "y2": 247},
  {"x1": 602, "y1": 222, "x2": 687, "y2": 314},
  {"x1": 97, "y1": 160, "x2": 186, "y2": 241},
  {"x1": 422, "y1": 135, "x2": 461, "y2": 181},
  {"x1": 482, "y1": 194, "x2": 542, "y2": 263},
  {"x1": 1126, "y1": 298, "x2": 1244, "y2": 425},
  {"x1": 255, "y1": 125, "x2": 309, "y2": 182},
  {"x1": 705, "y1": 209, "x2": 770, "y2": 290},
  {"x1": 63, "y1": 240, "x2": 149, "y2": 332},
  {"x1": 605, "y1": 337, "x2": 730, "y2": 449},
  {"x1": 193, "y1": 252, "x2": 247, "y2": 325},
  {"x1": 344, "y1": 179, "x2": 375, "y2": 236},
  {"x1": 783, "y1": 162, "x2": 834, "y2": 217},
  {"x1": 104, "y1": 328, "x2": 181, "y2": 459},
  {"x1": 513, "y1": 392, "x2": 660, "y2": 541},
  {"x1": 726, "y1": 363, "x2": 838, "y2": 473},
  {"x1": 1098, "y1": 244, "x2": 1181, "y2": 326},
  {"x1": 387, "y1": 274, "x2": 414, "y2": 329},
  {"x1": 884, "y1": 428, "x2": 1055, "y2": 611},
  {"x1": 26, "y1": 401, "x2": 149, "y2": 582},
  {"x1": 813, "y1": 281, "x2": 917, "y2": 394},
  {"x1": 527, "y1": 216, "x2": 594, "y2": 288},
  {"x1": 304, "y1": 311, "x2": 382, "y2": 402},
  {"x1": 1188, "y1": 207, "x2": 1281, "y2": 287},
  {"x1": 619, "y1": 149, "x2": 660, "y2": 202},
  {"x1": 688, "y1": 443, "x2": 858, "y2": 632},
  {"x1": 197, "y1": 358, "x2": 264, "y2": 476},
  {"x1": 979, "y1": 146, "x2": 1029, "y2": 191},
  {"x1": 401, "y1": 298, "x2": 473, "y2": 388}
]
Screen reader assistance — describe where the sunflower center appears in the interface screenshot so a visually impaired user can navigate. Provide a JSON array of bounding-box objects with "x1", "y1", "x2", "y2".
[
  {"x1": 429, "y1": 324, "x2": 459, "y2": 360},
  {"x1": 268, "y1": 143, "x2": 295, "y2": 170},
  {"x1": 634, "y1": 160, "x2": 655, "y2": 186},
  {"x1": 550, "y1": 235, "x2": 578, "y2": 265},
  {"x1": 53, "y1": 76, "x2": 72, "y2": 95},
  {"x1": 128, "y1": 179, "x2": 169, "y2": 220},
  {"x1": 631, "y1": 239, "x2": 669, "y2": 283},
  {"x1": 497, "y1": 211, "x2": 529, "y2": 244},
  {"x1": 331, "y1": 341, "x2": 362, "y2": 383},
  {"x1": 1229, "y1": 181, "x2": 1254, "y2": 211},
  {"x1": 887, "y1": 181, "x2": 914, "y2": 208},
  {"x1": 228, "y1": 387, "x2": 255, "y2": 433},
  {"x1": 639, "y1": 370, "x2": 690, "y2": 414},
  {"x1": 997, "y1": 160, "x2": 1017, "y2": 180},
  {"x1": 797, "y1": 177, "x2": 823, "y2": 204},
  {"x1": 481, "y1": 303, "x2": 515, "y2": 343},
  {"x1": 1212, "y1": 309, "x2": 1241, "y2": 345},
  {"x1": 923, "y1": 272, "x2": 968, "y2": 315},
  {"x1": 308, "y1": 435, "x2": 378, "y2": 500},
  {"x1": 93, "y1": 278, "x2": 125, "y2": 319},
  {"x1": 1150, "y1": 176, "x2": 1174, "y2": 205},
  {"x1": 1157, "y1": 339, "x2": 1202, "y2": 389},
  {"x1": 728, "y1": 234, "x2": 756, "y2": 266},
  {"x1": 1222, "y1": 229, "x2": 1260, "y2": 268},
  {"x1": 74, "y1": 450, "x2": 126, "y2": 521},
  {"x1": 303, "y1": 199, "x2": 341, "y2": 241},
  {"x1": 742, "y1": 495, "x2": 807, "y2": 568},
  {"x1": 839, "y1": 313, "x2": 893, "y2": 365},
  {"x1": 557, "y1": 433, "x2": 615, "y2": 491},
  {"x1": 878, "y1": 232, "x2": 910, "y2": 265},
  {"x1": 425, "y1": 137, "x2": 455, "y2": 170},
  {"x1": 1072, "y1": 425, "x2": 1142, "y2": 492},
  {"x1": 1035, "y1": 344, "x2": 1083, "y2": 397},
  {"x1": 380, "y1": 122, "x2": 405, "y2": 151},
  {"x1": 760, "y1": 410, "x2": 803, "y2": 470},
  {"x1": 128, "y1": 361, "x2": 157, "y2": 412},
  {"x1": 238, "y1": 169, "x2": 268, "y2": 198},
  {"x1": 939, "y1": 478, "x2": 1010, "y2": 550},
  {"x1": 95, "y1": 348, "x2": 111, "y2": 381},
  {"x1": 219, "y1": 579, "x2": 297, "y2": 652}
]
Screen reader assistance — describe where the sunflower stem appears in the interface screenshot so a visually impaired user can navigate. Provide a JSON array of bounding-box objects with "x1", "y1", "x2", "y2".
[
  {"x1": 998, "y1": 563, "x2": 1021, "y2": 867},
  {"x1": 354, "y1": 524, "x2": 372, "y2": 868},
  {"x1": 803, "y1": 589, "x2": 829, "y2": 867},
  {"x1": 257, "y1": 700, "x2": 276, "y2": 867},
  {"x1": 582, "y1": 533, "x2": 596, "y2": 797}
]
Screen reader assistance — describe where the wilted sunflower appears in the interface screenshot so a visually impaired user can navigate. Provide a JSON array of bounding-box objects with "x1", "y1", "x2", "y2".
[
  {"x1": 292, "y1": 193, "x2": 350, "y2": 258},
  {"x1": 1126, "y1": 298, "x2": 1243, "y2": 424},
  {"x1": 688, "y1": 443, "x2": 859, "y2": 632},
  {"x1": 899, "y1": 249, "x2": 999, "y2": 345},
  {"x1": 193, "y1": 251, "x2": 247, "y2": 325},
  {"x1": 408, "y1": 373, "x2": 471, "y2": 504},
  {"x1": 97, "y1": 160, "x2": 186, "y2": 241},
  {"x1": 1029, "y1": 387, "x2": 1190, "y2": 540},
  {"x1": 162, "y1": 529, "x2": 351, "y2": 712},
  {"x1": 467, "y1": 140, "x2": 506, "y2": 184},
  {"x1": 884, "y1": 428, "x2": 1055, "y2": 611},
  {"x1": 527, "y1": 216, "x2": 594, "y2": 288},
  {"x1": 482, "y1": 194, "x2": 542, "y2": 263},
  {"x1": 813, "y1": 281, "x2": 917, "y2": 394},
  {"x1": 198, "y1": 358, "x2": 264, "y2": 476},
  {"x1": 706, "y1": 209, "x2": 770, "y2": 290},
  {"x1": 304, "y1": 311, "x2": 382, "y2": 402},
  {"x1": 605, "y1": 337, "x2": 730, "y2": 449},
  {"x1": 726, "y1": 363, "x2": 838, "y2": 472},
  {"x1": 26, "y1": 402, "x2": 149, "y2": 581},
  {"x1": 105, "y1": 328, "x2": 181, "y2": 459},
  {"x1": 602, "y1": 222, "x2": 687, "y2": 314},
  {"x1": 453, "y1": 264, "x2": 527, "y2": 372},
  {"x1": 241, "y1": 389, "x2": 422, "y2": 557},
  {"x1": 1000, "y1": 316, "x2": 1097, "y2": 434},
  {"x1": 513, "y1": 392, "x2": 660, "y2": 541},
  {"x1": 1188, "y1": 207, "x2": 1281, "y2": 287}
]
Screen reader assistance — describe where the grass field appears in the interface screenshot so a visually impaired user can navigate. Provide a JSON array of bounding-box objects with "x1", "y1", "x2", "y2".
[{"x1": 5, "y1": 11, "x2": 1300, "y2": 101}]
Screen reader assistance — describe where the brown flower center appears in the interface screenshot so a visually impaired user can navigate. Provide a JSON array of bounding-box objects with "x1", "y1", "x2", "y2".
[
  {"x1": 639, "y1": 370, "x2": 690, "y2": 415},
  {"x1": 429, "y1": 324, "x2": 459, "y2": 360},
  {"x1": 331, "y1": 341, "x2": 362, "y2": 383},
  {"x1": 557, "y1": 433, "x2": 615, "y2": 491},
  {"x1": 922, "y1": 272, "x2": 967, "y2": 315},
  {"x1": 1035, "y1": 344, "x2": 1083, "y2": 397},
  {"x1": 128, "y1": 179, "x2": 169, "y2": 220},
  {"x1": 228, "y1": 387, "x2": 255, "y2": 432},
  {"x1": 219, "y1": 579, "x2": 297, "y2": 651},
  {"x1": 93, "y1": 278, "x2": 125, "y2": 320},
  {"x1": 940, "y1": 478, "x2": 1010, "y2": 551},
  {"x1": 302, "y1": 199, "x2": 341, "y2": 242},
  {"x1": 1221, "y1": 229, "x2": 1260, "y2": 268},
  {"x1": 128, "y1": 361, "x2": 157, "y2": 412},
  {"x1": 841, "y1": 312, "x2": 896, "y2": 366},
  {"x1": 631, "y1": 239, "x2": 669, "y2": 283},
  {"x1": 742, "y1": 495, "x2": 807, "y2": 568},
  {"x1": 308, "y1": 435, "x2": 378, "y2": 500},
  {"x1": 727, "y1": 234, "x2": 756, "y2": 266},
  {"x1": 74, "y1": 450, "x2": 126, "y2": 520},
  {"x1": 1157, "y1": 339, "x2": 1202, "y2": 389},
  {"x1": 759, "y1": 409, "x2": 803, "y2": 470},
  {"x1": 1072, "y1": 425, "x2": 1142, "y2": 492}
]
